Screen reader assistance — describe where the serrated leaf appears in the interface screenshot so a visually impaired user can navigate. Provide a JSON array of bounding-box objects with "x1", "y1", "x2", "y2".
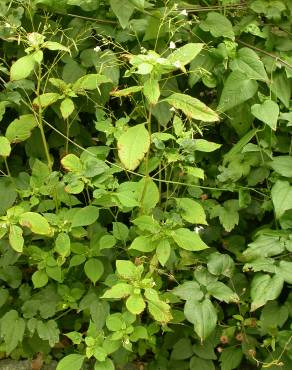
[
  {"x1": 251, "y1": 100, "x2": 279, "y2": 130},
  {"x1": 116, "y1": 260, "x2": 142, "y2": 280},
  {"x1": 56, "y1": 354, "x2": 85, "y2": 370},
  {"x1": 217, "y1": 71, "x2": 258, "y2": 112},
  {"x1": 110, "y1": 0, "x2": 135, "y2": 28},
  {"x1": 276, "y1": 261, "x2": 292, "y2": 284},
  {"x1": 172, "y1": 228, "x2": 209, "y2": 251},
  {"x1": 207, "y1": 252, "x2": 235, "y2": 277},
  {"x1": 165, "y1": 93, "x2": 219, "y2": 122},
  {"x1": 269, "y1": 156, "x2": 292, "y2": 177},
  {"x1": 84, "y1": 258, "x2": 104, "y2": 284},
  {"x1": 10, "y1": 55, "x2": 36, "y2": 81},
  {"x1": 19, "y1": 212, "x2": 51, "y2": 235},
  {"x1": 0, "y1": 136, "x2": 11, "y2": 157},
  {"x1": 71, "y1": 206, "x2": 99, "y2": 227},
  {"x1": 0, "y1": 310, "x2": 25, "y2": 354},
  {"x1": 207, "y1": 281, "x2": 239, "y2": 303},
  {"x1": 172, "y1": 281, "x2": 203, "y2": 301},
  {"x1": 200, "y1": 12, "x2": 235, "y2": 40},
  {"x1": 117, "y1": 124, "x2": 150, "y2": 171},
  {"x1": 184, "y1": 298, "x2": 217, "y2": 340},
  {"x1": 61, "y1": 153, "x2": 83, "y2": 173},
  {"x1": 6, "y1": 114, "x2": 38, "y2": 143},
  {"x1": 175, "y1": 198, "x2": 207, "y2": 225},
  {"x1": 126, "y1": 294, "x2": 146, "y2": 314},
  {"x1": 102, "y1": 283, "x2": 132, "y2": 299},
  {"x1": 146, "y1": 298, "x2": 172, "y2": 323},
  {"x1": 37, "y1": 319, "x2": 60, "y2": 346}
]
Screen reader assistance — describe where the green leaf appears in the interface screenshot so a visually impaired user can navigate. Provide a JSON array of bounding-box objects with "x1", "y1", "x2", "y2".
[
  {"x1": 210, "y1": 200, "x2": 239, "y2": 232},
  {"x1": 207, "y1": 252, "x2": 235, "y2": 277},
  {"x1": 243, "y1": 235, "x2": 285, "y2": 261},
  {"x1": 276, "y1": 261, "x2": 292, "y2": 284},
  {"x1": 37, "y1": 319, "x2": 60, "y2": 346},
  {"x1": 0, "y1": 310, "x2": 25, "y2": 354},
  {"x1": 112, "y1": 222, "x2": 129, "y2": 242},
  {"x1": 72, "y1": 74, "x2": 111, "y2": 91},
  {"x1": 172, "y1": 281, "x2": 203, "y2": 301},
  {"x1": 250, "y1": 273, "x2": 284, "y2": 311},
  {"x1": 19, "y1": 212, "x2": 51, "y2": 235},
  {"x1": 271, "y1": 71, "x2": 291, "y2": 108},
  {"x1": 60, "y1": 98, "x2": 75, "y2": 119},
  {"x1": 172, "y1": 228, "x2": 209, "y2": 251},
  {"x1": 84, "y1": 258, "x2": 104, "y2": 284},
  {"x1": 6, "y1": 114, "x2": 38, "y2": 143},
  {"x1": 33, "y1": 93, "x2": 61, "y2": 109},
  {"x1": 61, "y1": 153, "x2": 83, "y2": 173},
  {"x1": 111, "y1": 86, "x2": 142, "y2": 97},
  {"x1": 184, "y1": 298, "x2": 217, "y2": 340},
  {"x1": 43, "y1": 41, "x2": 70, "y2": 52},
  {"x1": 55, "y1": 233, "x2": 70, "y2": 258},
  {"x1": 167, "y1": 43, "x2": 203, "y2": 66},
  {"x1": 0, "y1": 136, "x2": 11, "y2": 157},
  {"x1": 251, "y1": 100, "x2": 279, "y2": 130},
  {"x1": 190, "y1": 356, "x2": 215, "y2": 370},
  {"x1": 116, "y1": 260, "x2": 142, "y2": 280},
  {"x1": 130, "y1": 235, "x2": 156, "y2": 252},
  {"x1": 200, "y1": 12, "x2": 235, "y2": 40},
  {"x1": 9, "y1": 225, "x2": 24, "y2": 253},
  {"x1": 110, "y1": 0, "x2": 135, "y2": 28},
  {"x1": 143, "y1": 78, "x2": 160, "y2": 105},
  {"x1": 193, "y1": 139, "x2": 221, "y2": 152},
  {"x1": 32, "y1": 270, "x2": 48, "y2": 288},
  {"x1": 175, "y1": 198, "x2": 207, "y2": 224},
  {"x1": 94, "y1": 359, "x2": 115, "y2": 370},
  {"x1": 269, "y1": 156, "x2": 292, "y2": 177},
  {"x1": 206, "y1": 281, "x2": 239, "y2": 303},
  {"x1": 102, "y1": 283, "x2": 132, "y2": 299},
  {"x1": 156, "y1": 239, "x2": 171, "y2": 266},
  {"x1": 217, "y1": 71, "x2": 258, "y2": 112},
  {"x1": 271, "y1": 180, "x2": 292, "y2": 219},
  {"x1": 56, "y1": 354, "x2": 85, "y2": 370},
  {"x1": 230, "y1": 47, "x2": 268, "y2": 81},
  {"x1": 117, "y1": 124, "x2": 150, "y2": 171},
  {"x1": 165, "y1": 93, "x2": 219, "y2": 122},
  {"x1": 126, "y1": 294, "x2": 146, "y2": 314},
  {"x1": 10, "y1": 55, "x2": 36, "y2": 81},
  {"x1": 71, "y1": 206, "x2": 99, "y2": 227},
  {"x1": 136, "y1": 177, "x2": 159, "y2": 213},
  {"x1": 146, "y1": 295, "x2": 172, "y2": 323},
  {"x1": 220, "y1": 347, "x2": 243, "y2": 370},
  {"x1": 171, "y1": 338, "x2": 193, "y2": 360}
]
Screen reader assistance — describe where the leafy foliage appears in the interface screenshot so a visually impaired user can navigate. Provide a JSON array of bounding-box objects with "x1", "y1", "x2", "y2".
[{"x1": 0, "y1": 0, "x2": 291, "y2": 369}]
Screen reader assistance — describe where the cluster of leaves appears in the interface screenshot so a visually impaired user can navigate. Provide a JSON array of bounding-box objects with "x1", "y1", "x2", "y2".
[{"x1": 0, "y1": 0, "x2": 291, "y2": 369}]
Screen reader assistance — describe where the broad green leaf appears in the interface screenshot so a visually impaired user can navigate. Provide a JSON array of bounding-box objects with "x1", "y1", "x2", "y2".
[
  {"x1": 116, "y1": 260, "x2": 142, "y2": 280},
  {"x1": 37, "y1": 319, "x2": 60, "y2": 346},
  {"x1": 0, "y1": 310, "x2": 25, "y2": 354},
  {"x1": 126, "y1": 294, "x2": 146, "y2": 314},
  {"x1": 33, "y1": 93, "x2": 61, "y2": 109},
  {"x1": 143, "y1": 78, "x2": 160, "y2": 105},
  {"x1": 193, "y1": 139, "x2": 221, "y2": 152},
  {"x1": 72, "y1": 74, "x2": 111, "y2": 91},
  {"x1": 210, "y1": 200, "x2": 239, "y2": 232},
  {"x1": 6, "y1": 114, "x2": 38, "y2": 143},
  {"x1": 184, "y1": 298, "x2": 217, "y2": 340},
  {"x1": 111, "y1": 86, "x2": 142, "y2": 97},
  {"x1": 71, "y1": 206, "x2": 99, "y2": 227},
  {"x1": 110, "y1": 0, "x2": 135, "y2": 28},
  {"x1": 175, "y1": 198, "x2": 207, "y2": 225},
  {"x1": 167, "y1": 43, "x2": 203, "y2": 66},
  {"x1": 206, "y1": 281, "x2": 239, "y2": 303},
  {"x1": 165, "y1": 93, "x2": 219, "y2": 122},
  {"x1": 19, "y1": 212, "x2": 51, "y2": 235},
  {"x1": 117, "y1": 124, "x2": 150, "y2": 171},
  {"x1": 172, "y1": 281, "x2": 203, "y2": 301},
  {"x1": 271, "y1": 71, "x2": 291, "y2": 108},
  {"x1": 0, "y1": 136, "x2": 11, "y2": 157},
  {"x1": 136, "y1": 177, "x2": 159, "y2": 213},
  {"x1": 9, "y1": 225, "x2": 24, "y2": 253},
  {"x1": 243, "y1": 258, "x2": 276, "y2": 273},
  {"x1": 219, "y1": 347, "x2": 243, "y2": 370},
  {"x1": 172, "y1": 228, "x2": 209, "y2": 251},
  {"x1": 190, "y1": 356, "x2": 215, "y2": 370},
  {"x1": 200, "y1": 12, "x2": 235, "y2": 40},
  {"x1": 276, "y1": 261, "x2": 292, "y2": 284},
  {"x1": 146, "y1": 298, "x2": 172, "y2": 323},
  {"x1": 230, "y1": 47, "x2": 268, "y2": 81},
  {"x1": 130, "y1": 235, "x2": 156, "y2": 252},
  {"x1": 61, "y1": 153, "x2": 83, "y2": 173},
  {"x1": 10, "y1": 55, "x2": 36, "y2": 81},
  {"x1": 0, "y1": 178, "x2": 17, "y2": 216},
  {"x1": 207, "y1": 252, "x2": 235, "y2": 277},
  {"x1": 250, "y1": 273, "x2": 284, "y2": 311},
  {"x1": 217, "y1": 71, "x2": 258, "y2": 112},
  {"x1": 32, "y1": 270, "x2": 48, "y2": 288},
  {"x1": 56, "y1": 354, "x2": 85, "y2": 370},
  {"x1": 132, "y1": 215, "x2": 160, "y2": 233},
  {"x1": 269, "y1": 156, "x2": 292, "y2": 177},
  {"x1": 156, "y1": 239, "x2": 171, "y2": 266},
  {"x1": 43, "y1": 41, "x2": 70, "y2": 52},
  {"x1": 112, "y1": 222, "x2": 129, "y2": 242},
  {"x1": 60, "y1": 98, "x2": 75, "y2": 119},
  {"x1": 251, "y1": 100, "x2": 279, "y2": 130},
  {"x1": 84, "y1": 258, "x2": 104, "y2": 284},
  {"x1": 102, "y1": 283, "x2": 132, "y2": 299},
  {"x1": 243, "y1": 235, "x2": 285, "y2": 261},
  {"x1": 271, "y1": 180, "x2": 292, "y2": 219},
  {"x1": 94, "y1": 359, "x2": 115, "y2": 370},
  {"x1": 55, "y1": 233, "x2": 70, "y2": 257},
  {"x1": 171, "y1": 338, "x2": 193, "y2": 360}
]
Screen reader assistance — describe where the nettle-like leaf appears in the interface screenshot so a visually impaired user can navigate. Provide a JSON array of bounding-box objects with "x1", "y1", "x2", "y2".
[
  {"x1": 250, "y1": 274, "x2": 284, "y2": 311},
  {"x1": 200, "y1": 12, "x2": 235, "y2": 40}
]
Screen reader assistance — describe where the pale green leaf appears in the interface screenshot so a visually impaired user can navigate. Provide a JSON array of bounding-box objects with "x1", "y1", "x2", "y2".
[
  {"x1": 0, "y1": 310, "x2": 25, "y2": 354},
  {"x1": 126, "y1": 294, "x2": 146, "y2": 314},
  {"x1": 84, "y1": 258, "x2": 104, "y2": 284},
  {"x1": 156, "y1": 239, "x2": 171, "y2": 266},
  {"x1": 71, "y1": 206, "x2": 99, "y2": 227},
  {"x1": 193, "y1": 139, "x2": 221, "y2": 152},
  {"x1": 43, "y1": 41, "x2": 70, "y2": 52},
  {"x1": 116, "y1": 260, "x2": 142, "y2": 280},
  {"x1": 130, "y1": 235, "x2": 156, "y2": 252},
  {"x1": 136, "y1": 177, "x2": 159, "y2": 213},
  {"x1": 276, "y1": 261, "x2": 292, "y2": 284},
  {"x1": 72, "y1": 74, "x2": 111, "y2": 91},
  {"x1": 0, "y1": 136, "x2": 11, "y2": 157},
  {"x1": 61, "y1": 153, "x2": 83, "y2": 173},
  {"x1": 33, "y1": 93, "x2": 61, "y2": 108},
  {"x1": 110, "y1": 0, "x2": 135, "y2": 28},
  {"x1": 102, "y1": 283, "x2": 132, "y2": 299},
  {"x1": 251, "y1": 100, "x2": 279, "y2": 130},
  {"x1": 55, "y1": 233, "x2": 70, "y2": 257},
  {"x1": 172, "y1": 281, "x2": 203, "y2": 301},
  {"x1": 167, "y1": 43, "x2": 203, "y2": 66},
  {"x1": 165, "y1": 93, "x2": 219, "y2": 122},
  {"x1": 32, "y1": 270, "x2": 48, "y2": 288},
  {"x1": 6, "y1": 114, "x2": 38, "y2": 143},
  {"x1": 271, "y1": 180, "x2": 292, "y2": 219},
  {"x1": 9, "y1": 225, "x2": 24, "y2": 253},
  {"x1": 19, "y1": 212, "x2": 51, "y2": 235},
  {"x1": 117, "y1": 124, "x2": 150, "y2": 171},
  {"x1": 207, "y1": 252, "x2": 235, "y2": 277},
  {"x1": 172, "y1": 228, "x2": 209, "y2": 251},
  {"x1": 143, "y1": 78, "x2": 160, "y2": 105},
  {"x1": 10, "y1": 55, "x2": 36, "y2": 81},
  {"x1": 111, "y1": 86, "x2": 142, "y2": 97},
  {"x1": 56, "y1": 354, "x2": 85, "y2": 370},
  {"x1": 207, "y1": 281, "x2": 239, "y2": 303},
  {"x1": 175, "y1": 198, "x2": 207, "y2": 225},
  {"x1": 269, "y1": 156, "x2": 292, "y2": 177},
  {"x1": 200, "y1": 12, "x2": 235, "y2": 40},
  {"x1": 60, "y1": 98, "x2": 75, "y2": 119}
]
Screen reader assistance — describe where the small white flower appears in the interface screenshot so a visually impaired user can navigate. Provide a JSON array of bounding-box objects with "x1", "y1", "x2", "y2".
[
  {"x1": 140, "y1": 47, "x2": 147, "y2": 54},
  {"x1": 5, "y1": 23, "x2": 11, "y2": 28},
  {"x1": 169, "y1": 107, "x2": 176, "y2": 112},
  {"x1": 173, "y1": 60, "x2": 181, "y2": 69},
  {"x1": 173, "y1": 3, "x2": 178, "y2": 10},
  {"x1": 169, "y1": 41, "x2": 176, "y2": 49},
  {"x1": 194, "y1": 226, "x2": 204, "y2": 234},
  {"x1": 180, "y1": 9, "x2": 188, "y2": 16},
  {"x1": 94, "y1": 46, "x2": 101, "y2": 52}
]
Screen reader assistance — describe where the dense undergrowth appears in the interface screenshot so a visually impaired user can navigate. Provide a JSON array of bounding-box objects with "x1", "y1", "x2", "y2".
[{"x1": 0, "y1": 0, "x2": 291, "y2": 369}]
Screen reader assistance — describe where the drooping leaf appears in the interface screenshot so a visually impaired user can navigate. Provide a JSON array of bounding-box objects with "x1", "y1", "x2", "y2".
[
  {"x1": 6, "y1": 114, "x2": 38, "y2": 143},
  {"x1": 193, "y1": 139, "x2": 221, "y2": 152},
  {"x1": 19, "y1": 212, "x2": 51, "y2": 235},
  {"x1": 60, "y1": 98, "x2": 75, "y2": 119},
  {"x1": 165, "y1": 93, "x2": 219, "y2": 122},
  {"x1": 10, "y1": 55, "x2": 36, "y2": 81},
  {"x1": 72, "y1": 74, "x2": 111, "y2": 91},
  {"x1": 117, "y1": 124, "x2": 150, "y2": 171}
]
